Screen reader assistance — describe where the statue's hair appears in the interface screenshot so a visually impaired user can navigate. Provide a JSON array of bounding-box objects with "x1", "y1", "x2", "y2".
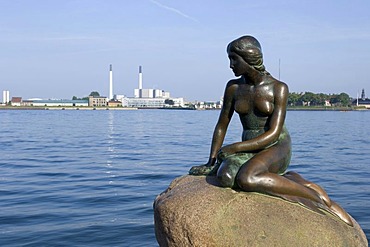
[{"x1": 227, "y1": 35, "x2": 268, "y2": 74}]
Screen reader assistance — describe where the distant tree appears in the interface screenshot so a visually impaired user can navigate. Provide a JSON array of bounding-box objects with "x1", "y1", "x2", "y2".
[
  {"x1": 330, "y1": 94, "x2": 341, "y2": 106},
  {"x1": 288, "y1": 92, "x2": 301, "y2": 106},
  {"x1": 332, "y1": 93, "x2": 351, "y2": 106},
  {"x1": 338, "y1": 93, "x2": 350, "y2": 106},
  {"x1": 89, "y1": 91, "x2": 100, "y2": 97},
  {"x1": 72, "y1": 96, "x2": 78, "y2": 100},
  {"x1": 300, "y1": 92, "x2": 315, "y2": 105},
  {"x1": 287, "y1": 91, "x2": 350, "y2": 107},
  {"x1": 315, "y1": 93, "x2": 329, "y2": 105},
  {"x1": 165, "y1": 99, "x2": 174, "y2": 105}
]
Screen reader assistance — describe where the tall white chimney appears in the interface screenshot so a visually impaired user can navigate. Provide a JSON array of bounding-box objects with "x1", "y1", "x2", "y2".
[
  {"x1": 2, "y1": 90, "x2": 9, "y2": 104},
  {"x1": 139, "y1": 66, "x2": 143, "y2": 90},
  {"x1": 109, "y1": 64, "x2": 113, "y2": 100}
]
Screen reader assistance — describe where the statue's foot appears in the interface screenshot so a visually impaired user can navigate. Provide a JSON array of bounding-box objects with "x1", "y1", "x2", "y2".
[
  {"x1": 329, "y1": 201, "x2": 353, "y2": 226},
  {"x1": 304, "y1": 183, "x2": 332, "y2": 207},
  {"x1": 189, "y1": 165, "x2": 217, "y2": 176}
]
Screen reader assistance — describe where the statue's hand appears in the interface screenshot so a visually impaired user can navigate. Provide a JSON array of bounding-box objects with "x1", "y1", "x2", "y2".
[
  {"x1": 189, "y1": 157, "x2": 220, "y2": 176},
  {"x1": 217, "y1": 144, "x2": 236, "y2": 161}
]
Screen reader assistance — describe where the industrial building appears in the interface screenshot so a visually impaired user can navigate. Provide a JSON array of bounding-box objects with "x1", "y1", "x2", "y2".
[
  {"x1": 1, "y1": 64, "x2": 186, "y2": 109},
  {"x1": 121, "y1": 97, "x2": 184, "y2": 108},
  {"x1": 111, "y1": 65, "x2": 185, "y2": 108}
]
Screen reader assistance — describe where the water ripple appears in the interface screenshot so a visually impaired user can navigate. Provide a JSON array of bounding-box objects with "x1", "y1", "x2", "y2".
[{"x1": 0, "y1": 110, "x2": 369, "y2": 245}]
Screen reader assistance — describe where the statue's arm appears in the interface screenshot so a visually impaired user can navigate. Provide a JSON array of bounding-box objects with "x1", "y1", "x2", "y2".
[
  {"x1": 206, "y1": 81, "x2": 236, "y2": 165},
  {"x1": 189, "y1": 81, "x2": 236, "y2": 175},
  {"x1": 221, "y1": 82, "x2": 288, "y2": 153}
]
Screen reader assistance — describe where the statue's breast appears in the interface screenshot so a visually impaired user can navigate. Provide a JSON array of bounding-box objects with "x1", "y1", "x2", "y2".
[
  {"x1": 254, "y1": 98, "x2": 274, "y2": 116},
  {"x1": 234, "y1": 98, "x2": 251, "y2": 114},
  {"x1": 254, "y1": 86, "x2": 274, "y2": 116},
  {"x1": 234, "y1": 85, "x2": 274, "y2": 116}
]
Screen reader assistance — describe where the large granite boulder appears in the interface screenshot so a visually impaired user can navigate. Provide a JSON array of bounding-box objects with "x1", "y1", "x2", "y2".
[{"x1": 154, "y1": 175, "x2": 367, "y2": 247}]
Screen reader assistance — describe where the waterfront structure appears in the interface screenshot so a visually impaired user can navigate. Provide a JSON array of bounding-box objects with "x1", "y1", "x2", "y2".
[
  {"x1": 25, "y1": 99, "x2": 88, "y2": 107},
  {"x1": 109, "y1": 64, "x2": 184, "y2": 108},
  {"x1": 20, "y1": 99, "x2": 86, "y2": 107},
  {"x1": 194, "y1": 100, "x2": 223, "y2": 110},
  {"x1": 114, "y1": 94, "x2": 125, "y2": 102},
  {"x1": 353, "y1": 89, "x2": 370, "y2": 109},
  {"x1": 7, "y1": 97, "x2": 88, "y2": 107},
  {"x1": 89, "y1": 96, "x2": 107, "y2": 107},
  {"x1": 10, "y1": 97, "x2": 22, "y2": 106},
  {"x1": 107, "y1": 100, "x2": 122, "y2": 107},
  {"x1": 122, "y1": 97, "x2": 184, "y2": 108},
  {"x1": 133, "y1": 66, "x2": 171, "y2": 99},
  {"x1": 2, "y1": 90, "x2": 10, "y2": 104},
  {"x1": 128, "y1": 65, "x2": 183, "y2": 107},
  {"x1": 358, "y1": 100, "x2": 370, "y2": 109},
  {"x1": 4, "y1": 65, "x2": 187, "y2": 109},
  {"x1": 136, "y1": 88, "x2": 171, "y2": 98}
]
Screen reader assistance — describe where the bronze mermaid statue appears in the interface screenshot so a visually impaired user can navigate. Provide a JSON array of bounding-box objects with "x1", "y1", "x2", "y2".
[{"x1": 189, "y1": 35, "x2": 352, "y2": 226}]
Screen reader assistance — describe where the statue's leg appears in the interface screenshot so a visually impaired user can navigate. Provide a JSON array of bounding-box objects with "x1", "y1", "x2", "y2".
[
  {"x1": 217, "y1": 153, "x2": 254, "y2": 188},
  {"x1": 235, "y1": 139, "x2": 325, "y2": 205},
  {"x1": 284, "y1": 171, "x2": 331, "y2": 207},
  {"x1": 284, "y1": 171, "x2": 353, "y2": 226}
]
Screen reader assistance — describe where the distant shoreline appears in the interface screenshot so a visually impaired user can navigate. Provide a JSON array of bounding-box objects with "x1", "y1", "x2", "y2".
[
  {"x1": 0, "y1": 106, "x2": 368, "y2": 111},
  {"x1": 0, "y1": 106, "x2": 138, "y2": 111},
  {"x1": 287, "y1": 106, "x2": 368, "y2": 111}
]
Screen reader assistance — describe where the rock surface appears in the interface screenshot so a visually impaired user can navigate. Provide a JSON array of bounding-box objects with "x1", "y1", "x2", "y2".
[{"x1": 154, "y1": 175, "x2": 367, "y2": 247}]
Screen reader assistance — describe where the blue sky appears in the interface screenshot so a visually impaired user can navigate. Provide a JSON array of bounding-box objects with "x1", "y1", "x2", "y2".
[{"x1": 1, "y1": 0, "x2": 370, "y2": 101}]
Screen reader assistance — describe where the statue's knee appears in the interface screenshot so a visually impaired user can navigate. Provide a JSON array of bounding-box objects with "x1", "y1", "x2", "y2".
[
  {"x1": 236, "y1": 174, "x2": 258, "y2": 191},
  {"x1": 217, "y1": 171, "x2": 234, "y2": 188}
]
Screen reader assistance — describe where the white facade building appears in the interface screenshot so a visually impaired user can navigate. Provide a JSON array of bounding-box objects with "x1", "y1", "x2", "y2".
[
  {"x1": 135, "y1": 88, "x2": 171, "y2": 99},
  {"x1": 141, "y1": 88, "x2": 154, "y2": 98},
  {"x1": 114, "y1": 94, "x2": 126, "y2": 102},
  {"x1": 134, "y1": 88, "x2": 140, "y2": 98},
  {"x1": 30, "y1": 99, "x2": 88, "y2": 107},
  {"x1": 107, "y1": 65, "x2": 187, "y2": 108},
  {"x1": 121, "y1": 97, "x2": 184, "y2": 108}
]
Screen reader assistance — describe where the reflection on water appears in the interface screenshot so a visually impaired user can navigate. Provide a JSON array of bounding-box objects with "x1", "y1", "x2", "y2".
[{"x1": 107, "y1": 111, "x2": 116, "y2": 187}]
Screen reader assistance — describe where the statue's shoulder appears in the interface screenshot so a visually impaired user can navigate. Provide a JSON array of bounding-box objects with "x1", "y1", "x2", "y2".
[
  {"x1": 271, "y1": 78, "x2": 289, "y2": 94},
  {"x1": 226, "y1": 77, "x2": 243, "y2": 88},
  {"x1": 224, "y1": 79, "x2": 242, "y2": 97}
]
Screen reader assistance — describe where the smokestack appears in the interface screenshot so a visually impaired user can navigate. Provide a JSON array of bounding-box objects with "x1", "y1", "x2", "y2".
[
  {"x1": 139, "y1": 65, "x2": 143, "y2": 90},
  {"x1": 2, "y1": 90, "x2": 9, "y2": 104},
  {"x1": 109, "y1": 64, "x2": 113, "y2": 100}
]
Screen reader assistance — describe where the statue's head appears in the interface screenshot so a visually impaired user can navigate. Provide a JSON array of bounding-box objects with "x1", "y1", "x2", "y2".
[{"x1": 227, "y1": 35, "x2": 266, "y2": 73}]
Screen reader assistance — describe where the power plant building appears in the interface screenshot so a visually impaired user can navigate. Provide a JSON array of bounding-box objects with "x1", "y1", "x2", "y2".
[
  {"x1": 135, "y1": 88, "x2": 171, "y2": 99},
  {"x1": 118, "y1": 65, "x2": 184, "y2": 108},
  {"x1": 122, "y1": 97, "x2": 184, "y2": 108}
]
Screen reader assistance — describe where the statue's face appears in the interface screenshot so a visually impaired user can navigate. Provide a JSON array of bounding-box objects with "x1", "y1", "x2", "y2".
[{"x1": 228, "y1": 51, "x2": 250, "y2": 77}]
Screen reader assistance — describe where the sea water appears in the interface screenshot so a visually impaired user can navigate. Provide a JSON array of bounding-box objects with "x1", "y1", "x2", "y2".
[{"x1": 0, "y1": 109, "x2": 369, "y2": 246}]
